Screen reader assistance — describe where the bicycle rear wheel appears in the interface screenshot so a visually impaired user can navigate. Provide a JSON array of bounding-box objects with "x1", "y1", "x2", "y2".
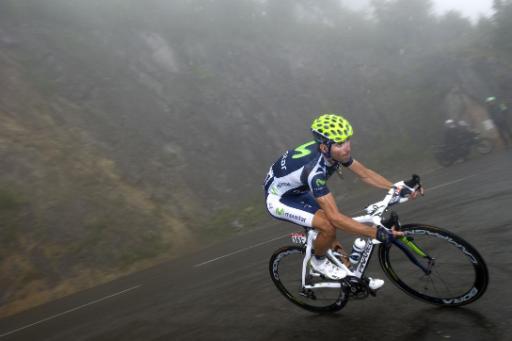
[
  {"x1": 379, "y1": 224, "x2": 488, "y2": 306},
  {"x1": 269, "y1": 245, "x2": 348, "y2": 313}
]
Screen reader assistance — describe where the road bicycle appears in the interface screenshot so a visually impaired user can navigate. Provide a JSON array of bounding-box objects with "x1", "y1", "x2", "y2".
[{"x1": 268, "y1": 175, "x2": 489, "y2": 312}]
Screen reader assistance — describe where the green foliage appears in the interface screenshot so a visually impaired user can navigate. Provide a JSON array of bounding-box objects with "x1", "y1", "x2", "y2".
[
  {"x1": 492, "y1": 0, "x2": 512, "y2": 58},
  {"x1": 201, "y1": 199, "x2": 267, "y2": 243},
  {"x1": 0, "y1": 189, "x2": 23, "y2": 211},
  {"x1": 0, "y1": 189, "x2": 25, "y2": 247}
]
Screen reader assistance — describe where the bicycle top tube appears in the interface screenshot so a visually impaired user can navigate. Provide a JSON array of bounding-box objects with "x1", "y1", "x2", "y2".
[{"x1": 302, "y1": 186, "x2": 409, "y2": 244}]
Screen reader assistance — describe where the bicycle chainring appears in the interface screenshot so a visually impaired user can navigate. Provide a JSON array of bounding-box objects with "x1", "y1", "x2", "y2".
[{"x1": 344, "y1": 276, "x2": 370, "y2": 299}]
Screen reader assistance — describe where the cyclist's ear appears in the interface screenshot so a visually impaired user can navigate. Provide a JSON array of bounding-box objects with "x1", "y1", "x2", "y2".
[{"x1": 319, "y1": 143, "x2": 328, "y2": 154}]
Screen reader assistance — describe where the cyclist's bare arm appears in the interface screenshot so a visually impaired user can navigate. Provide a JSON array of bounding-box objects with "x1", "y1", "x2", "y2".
[
  {"x1": 315, "y1": 193, "x2": 378, "y2": 239},
  {"x1": 316, "y1": 192, "x2": 404, "y2": 239},
  {"x1": 347, "y1": 159, "x2": 393, "y2": 190}
]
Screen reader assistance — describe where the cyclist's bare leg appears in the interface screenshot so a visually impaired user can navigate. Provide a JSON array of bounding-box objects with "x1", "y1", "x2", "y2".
[
  {"x1": 312, "y1": 209, "x2": 350, "y2": 267},
  {"x1": 331, "y1": 240, "x2": 350, "y2": 266}
]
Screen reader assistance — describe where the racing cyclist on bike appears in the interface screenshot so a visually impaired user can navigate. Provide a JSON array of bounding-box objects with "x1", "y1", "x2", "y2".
[{"x1": 263, "y1": 113, "x2": 422, "y2": 290}]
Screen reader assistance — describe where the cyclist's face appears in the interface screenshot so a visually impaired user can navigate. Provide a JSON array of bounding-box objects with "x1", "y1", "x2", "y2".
[{"x1": 330, "y1": 140, "x2": 351, "y2": 162}]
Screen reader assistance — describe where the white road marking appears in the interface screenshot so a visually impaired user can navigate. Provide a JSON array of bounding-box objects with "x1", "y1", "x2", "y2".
[
  {"x1": 426, "y1": 175, "x2": 477, "y2": 192},
  {"x1": 422, "y1": 166, "x2": 443, "y2": 175},
  {"x1": 194, "y1": 234, "x2": 289, "y2": 267},
  {"x1": 0, "y1": 285, "x2": 141, "y2": 338},
  {"x1": 195, "y1": 174, "x2": 477, "y2": 268}
]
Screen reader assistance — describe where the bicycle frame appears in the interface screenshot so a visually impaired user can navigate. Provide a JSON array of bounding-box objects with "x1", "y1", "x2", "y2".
[
  {"x1": 300, "y1": 216, "x2": 380, "y2": 290},
  {"x1": 299, "y1": 185, "x2": 428, "y2": 290}
]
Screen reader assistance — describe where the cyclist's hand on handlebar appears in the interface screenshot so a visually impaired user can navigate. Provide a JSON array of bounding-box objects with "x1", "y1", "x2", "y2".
[
  {"x1": 376, "y1": 226, "x2": 403, "y2": 245},
  {"x1": 393, "y1": 174, "x2": 424, "y2": 201},
  {"x1": 377, "y1": 212, "x2": 404, "y2": 244},
  {"x1": 391, "y1": 227, "x2": 404, "y2": 239}
]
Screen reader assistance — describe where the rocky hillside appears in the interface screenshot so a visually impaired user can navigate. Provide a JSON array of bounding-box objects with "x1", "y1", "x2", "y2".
[
  {"x1": 0, "y1": 43, "x2": 199, "y2": 314},
  {"x1": 0, "y1": 0, "x2": 311, "y2": 315}
]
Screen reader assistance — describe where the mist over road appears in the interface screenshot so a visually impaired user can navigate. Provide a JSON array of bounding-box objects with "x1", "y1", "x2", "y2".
[{"x1": 1, "y1": 151, "x2": 511, "y2": 341}]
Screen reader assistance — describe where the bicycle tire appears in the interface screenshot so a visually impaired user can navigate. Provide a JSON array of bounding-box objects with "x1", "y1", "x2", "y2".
[
  {"x1": 269, "y1": 245, "x2": 348, "y2": 313},
  {"x1": 379, "y1": 224, "x2": 488, "y2": 306}
]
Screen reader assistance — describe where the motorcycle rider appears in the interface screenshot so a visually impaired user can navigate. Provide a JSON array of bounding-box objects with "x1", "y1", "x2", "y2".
[{"x1": 443, "y1": 119, "x2": 473, "y2": 160}]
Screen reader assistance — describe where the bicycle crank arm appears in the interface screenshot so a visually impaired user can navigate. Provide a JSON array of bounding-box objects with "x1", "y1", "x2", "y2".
[{"x1": 304, "y1": 282, "x2": 343, "y2": 289}]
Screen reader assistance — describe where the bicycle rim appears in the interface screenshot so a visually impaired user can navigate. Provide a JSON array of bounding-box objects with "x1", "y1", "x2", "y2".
[
  {"x1": 269, "y1": 245, "x2": 348, "y2": 313},
  {"x1": 379, "y1": 224, "x2": 488, "y2": 306}
]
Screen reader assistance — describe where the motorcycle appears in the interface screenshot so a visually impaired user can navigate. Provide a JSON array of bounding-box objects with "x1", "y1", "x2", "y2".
[{"x1": 433, "y1": 130, "x2": 493, "y2": 167}]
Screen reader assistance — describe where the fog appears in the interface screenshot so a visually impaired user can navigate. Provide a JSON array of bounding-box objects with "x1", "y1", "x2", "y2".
[
  {"x1": 1, "y1": 0, "x2": 511, "y2": 317},
  {"x1": 344, "y1": 0, "x2": 494, "y2": 21}
]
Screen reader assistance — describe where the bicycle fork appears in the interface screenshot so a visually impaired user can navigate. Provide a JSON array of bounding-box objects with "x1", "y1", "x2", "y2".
[{"x1": 393, "y1": 237, "x2": 434, "y2": 275}]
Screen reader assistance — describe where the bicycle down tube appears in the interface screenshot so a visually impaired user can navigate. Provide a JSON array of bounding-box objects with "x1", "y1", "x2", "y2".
[
  {"x1": 300, "y1": 185, "x2": 422, "y2": 288},
  {"x1": 301, "y1": 215, "x2": 380, "y2": 289}
]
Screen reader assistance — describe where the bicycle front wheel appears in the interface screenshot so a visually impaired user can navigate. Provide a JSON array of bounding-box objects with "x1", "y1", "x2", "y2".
[
  {"x1": 269, "y1": 245, "x2": 348, "y2": 313},
  {"x1": 379, "y1": 224, "x2": 489, "y2": 306}
]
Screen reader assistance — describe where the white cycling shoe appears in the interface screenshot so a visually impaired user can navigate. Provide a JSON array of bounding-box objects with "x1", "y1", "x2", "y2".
[
  {"x1": 368, "y1": 277, "x2": 385, "y2": 291},
  {"x1": 310, "y1": 257, "x2": 347, "y2": 280}
]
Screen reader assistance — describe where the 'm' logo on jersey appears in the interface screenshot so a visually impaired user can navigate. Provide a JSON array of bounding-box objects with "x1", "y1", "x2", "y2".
[
  {"x1": 292, "y1": 141, "x2": 316, "y2": 159},
  {"x1": 316, "y1": 179, "x2": 326, "y2": 187},
  {"x1": 276, "y1": 208, "x2": 285, "y2": 216}
]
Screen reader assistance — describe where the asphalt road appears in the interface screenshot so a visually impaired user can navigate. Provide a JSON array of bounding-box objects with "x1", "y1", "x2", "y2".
[{"x1": 1, "y1": 150, "x2": 511, "y2": 341}]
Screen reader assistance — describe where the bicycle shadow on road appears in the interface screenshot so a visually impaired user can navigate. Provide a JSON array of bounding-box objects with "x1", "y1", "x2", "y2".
[
  {"x1": 289, "y1": 305, "x2": 502, "y2": 341},
  {"x1": 395, "y1": 306, "x2": 501, "y2": 341}
]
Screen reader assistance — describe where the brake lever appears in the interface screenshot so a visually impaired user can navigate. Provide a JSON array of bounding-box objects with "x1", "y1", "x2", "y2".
[
  {"x1": 404, "y1": 174, "x2": 424, "y2": 197},
  {"x1": 404, "y1": 174, "x2": 421, "y2": 188}
]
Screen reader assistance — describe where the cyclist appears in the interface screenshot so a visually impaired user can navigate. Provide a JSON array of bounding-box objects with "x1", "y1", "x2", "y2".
[{"x1": 263, "y1": 113, "x2": 422, "y2": 290}]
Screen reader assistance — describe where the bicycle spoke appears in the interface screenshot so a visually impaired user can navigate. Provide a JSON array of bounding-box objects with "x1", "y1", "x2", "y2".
[{"x1": 269, "y1": 245, "x2": 348, "y2": 312}]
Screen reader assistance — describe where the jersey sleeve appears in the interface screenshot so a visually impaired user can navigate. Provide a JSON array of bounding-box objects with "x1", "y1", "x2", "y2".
[{"x1": 309, "y1": 171, "x2": 330, "y2": 198}]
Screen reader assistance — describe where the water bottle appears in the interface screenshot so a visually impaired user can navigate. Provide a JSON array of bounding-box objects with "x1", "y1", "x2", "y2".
[{"x1": 349, "y1": 238, "x2": 367, "y2": 265}]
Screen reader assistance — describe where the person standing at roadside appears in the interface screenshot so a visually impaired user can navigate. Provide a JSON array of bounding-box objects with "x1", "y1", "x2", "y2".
[{"x1": 485, "y1": 96, "x2": 512, "y2": 146}]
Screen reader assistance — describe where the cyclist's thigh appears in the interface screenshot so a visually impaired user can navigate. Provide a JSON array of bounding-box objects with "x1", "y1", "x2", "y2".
[{"x1": 266, "y1": 193, "x2": 319, "y2": 228}]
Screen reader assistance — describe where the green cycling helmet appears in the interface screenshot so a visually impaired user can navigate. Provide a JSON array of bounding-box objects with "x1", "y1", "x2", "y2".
[{"x1": 311, "y1": 113, "x2": 353, "y2": 144}]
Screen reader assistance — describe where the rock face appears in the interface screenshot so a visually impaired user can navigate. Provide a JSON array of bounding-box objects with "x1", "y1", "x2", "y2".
[{"x1": 0, "y1": 1, "x2": 314, "y2": 314}]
